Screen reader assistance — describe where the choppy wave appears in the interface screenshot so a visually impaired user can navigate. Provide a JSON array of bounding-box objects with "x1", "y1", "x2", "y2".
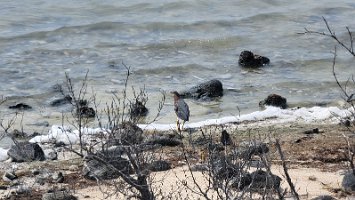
[{"x1": 1, "y1": 0, "x2": 355, "y2": 139}]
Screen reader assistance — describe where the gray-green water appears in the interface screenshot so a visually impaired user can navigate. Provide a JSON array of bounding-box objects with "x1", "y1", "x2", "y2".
[{"x1": 0, "y1": 0, "x2": 354, "y2": 134}]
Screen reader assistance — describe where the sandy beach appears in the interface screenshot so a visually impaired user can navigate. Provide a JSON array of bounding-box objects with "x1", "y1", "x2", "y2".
[{"x1": 0, "y1": 120, "x2": 354, "y2": 200}]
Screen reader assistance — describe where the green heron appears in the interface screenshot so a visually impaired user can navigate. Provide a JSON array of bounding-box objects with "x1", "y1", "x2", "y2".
[{"x1": 171, "y1": 91, "x2": 190, "y2": 131}]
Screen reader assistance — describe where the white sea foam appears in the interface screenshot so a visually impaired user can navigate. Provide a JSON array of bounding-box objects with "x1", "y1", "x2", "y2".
[
  {"x1": 29, "y1": 106, "x2": 351, "y2": 145},
  {"x1": 0, "y1": 148, "x2": 9, "y2": 161},
  {"x1": 138, "y1": 106, "x2": 351, "y2": 130},
  {"x1": 29, "y1": 125, "x2": 108, "y2": 145}
]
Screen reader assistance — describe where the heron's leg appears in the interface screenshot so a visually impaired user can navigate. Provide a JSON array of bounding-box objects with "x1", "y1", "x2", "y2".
[
  {"x1": 176, "y1": 118, "x2": 180, "y2": 132},
  {"x1": 181, "y1": 120, "x2": 186, "y2": 131}
]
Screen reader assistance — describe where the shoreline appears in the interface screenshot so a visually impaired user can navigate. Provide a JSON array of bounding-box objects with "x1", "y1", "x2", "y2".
[{"x1": 0, "y1": 120, "x2": 354, "y2": 199}]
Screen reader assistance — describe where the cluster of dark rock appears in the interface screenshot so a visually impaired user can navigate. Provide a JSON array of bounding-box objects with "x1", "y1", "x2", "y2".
[
  {"x1": 238, "y1": 50, "x2": 270, "y2": 68},
  {"x1": 191, "y1": 130, "x2": 281, "y2": 193},
  {"x1": 82, "y1": 124, "x2": 179, "y2": 181},
  {"x1": 129, "y1": 99, "x2": 148, "y2": 117},
  {"x1": 165, "y1": 51, "x2": 289, "y2": 109},
  {"x1": 5, "y1": 49, "x2": 287, "y2": 128},
  {"x1": 2, "y1": 123, "x2": 181, "y2": 199},
  {"x1": 259, "y1": 93, "x2": 288, "y2": 109},
  {"x1": 179, "y1": 79, "x2": 224, "y2": 100}
]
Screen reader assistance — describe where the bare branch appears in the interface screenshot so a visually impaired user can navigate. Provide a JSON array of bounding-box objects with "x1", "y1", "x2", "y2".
[
  {"x1": 300, "y1": 16, "x2": 355, "y2": 56},
  {"x1": 275, "y1": 139, "x2": 300, "y2": 200}
]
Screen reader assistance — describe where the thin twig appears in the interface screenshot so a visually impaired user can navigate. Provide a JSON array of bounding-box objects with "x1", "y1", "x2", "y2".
[
  {"x1": 300, "y1": 16, "x2": 355, "y2": 56},
  {"x1": 275, "y1": 139, "x2": 300, "y2": 200}
]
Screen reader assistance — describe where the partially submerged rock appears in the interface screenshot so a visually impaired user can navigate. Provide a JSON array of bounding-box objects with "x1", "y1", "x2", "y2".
[
  {"x1": 7, "y1": 142, "x2": 46, "y2": 162},
  {"x1": 50, "y1": 95, "x2": 72, "y2": 106},
  {"x1": 9, "y1": 103, "x2": 32, "y2": 110},
  {"x1": 76, "y1": 99, "x2": 95, "y2": 118},
  {"x1": 259, "y1": 94, "x2": 287, "y2": 109},
  {"x1": 180, "y1": 79, "x2": 223, "y2": 100},
  {"x1": 77, "y1": 106, "x2": 95, "y2": 118},
  {"x1": 238, "y1": 50, "x2": 270, "y2": 68},
  {"x1": 129, "y1": 99, "x2": 148, "y2": 118}
]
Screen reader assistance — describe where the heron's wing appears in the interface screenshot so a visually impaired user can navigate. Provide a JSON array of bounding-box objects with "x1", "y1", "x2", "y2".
[{"x1": 176, "y1": 99, "x2": 190, "y2": 121}]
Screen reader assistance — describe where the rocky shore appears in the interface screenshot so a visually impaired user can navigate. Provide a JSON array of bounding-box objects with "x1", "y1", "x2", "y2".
[{"x1": 0, "y1": 120, "x2": 354, "y2": 200}]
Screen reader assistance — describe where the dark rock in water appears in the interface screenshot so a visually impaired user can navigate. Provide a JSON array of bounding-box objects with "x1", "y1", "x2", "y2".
[
  {"x1": 148, "y1": 160, "x2": 171, "y2": 172},
  {"x1": 248, "y1": 170, "x2": 281, "y2": 191},
  {"x1": 31, "y1": 121, "x2": 50, "y2": 127},
  {"x1": 31, "y1": 132, "x2": 41, "y2": 137},
  {"x1": 83, "y1": 154, "x2": 132, "y2": 180},
  {"x1": 342, "y1": 170, "x2": 355, "y2": 192},
  {"x1": 259, "y1": 94, "x2": 287, "y2": 109},
  {"x1": 50, "y1": 95, "x2": 72, "y2": 106},
  {"x1": 311, "y1": 195, "x2": 337, "y2": 200},
  {"x1": 238, "y1": 50, "x2": 270, "y2": 68},
  {"x1": 130, "y1": 100, "x2": 148, "y2": 117},
  {"x1": 51, "y1": 83, "x2": 64, "y2": 92},
  {"x1": 78, "y1": 99, "x2": 88, "y2": 106},
  {"x1": 77, "y1": 106, "x2": 95, "y2": 118},
  {"x1": 42, "y1": 189, "x2": 77, "y2": 200},
  {"x1": 180, "y1": 79, "x2": 223, "y2": 100},
  {"x1": 240, "y1": 142, "x2": 269, "y2": 160},
  {"x1": 7, "y1": 142, "x2": 46, "y2": 162},
  {"x1": 72, "y1": 99, "x2": 96, "y2": 118},
  {"x1": 220, "y1": 130, "x2": 232, "y2": 146},
  {"x1": 9, "y1": 103, "x2": 32, "y2": 110}
]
